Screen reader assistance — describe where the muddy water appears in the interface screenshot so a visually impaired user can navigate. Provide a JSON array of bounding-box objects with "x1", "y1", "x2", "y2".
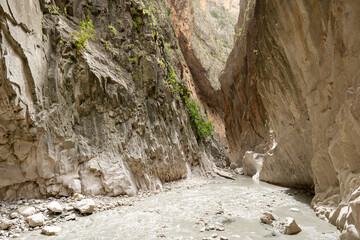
[{"x1": 22, "y1": 177, "x2": 339, "y2": 239}]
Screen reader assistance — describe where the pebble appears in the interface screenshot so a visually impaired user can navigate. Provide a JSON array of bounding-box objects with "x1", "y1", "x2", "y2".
[
  {"x1": 10, "y1": 212, "x2": 19, "y2": 219},
  {"x1": 220, "y1": 236, "x2": 228, "y2": 240},
  {"x1": 216, "y1": 226, "x2": 225, "y2": 231},
  {"x1": 64, "y1": 214, "x2": 75, "y2": 221},
  {"x1": 41, "y1": 226, "x2": 61, "y2": 236},
  {"x1": 290, "y1": 208, "x2": 300, "y2": 212}
]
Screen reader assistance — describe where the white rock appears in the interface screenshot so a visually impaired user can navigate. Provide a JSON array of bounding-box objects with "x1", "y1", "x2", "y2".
[
  {"x1": 0, "y1": 219, "x2": 12, "y2": 230},
  {"x1": 64, "y1": 214, "x2": 76, "y2": 221},
  {"x1": 27, "y1": 213, "x2": 45, "y2": 227},
  {"x1": 41, "y1": 226, "x2": 61, "y2": 236},
  {"x1": 220, "y1": 237, "x2": 228, "y2": 240},
  {"x1": 18, "y1": 206, "x2": 36, "y2": 217},
  {"x1": 10, "y1": 212, "x2": 19, "y2": 219},
  {"x1": 290, "y1": 208, "x2": 300, "y2": 212},
  {"x1": 74, "y1": 199, "x2": 96, "y2": 214},
  {"x1": 47, "y1": 201, "x2": 63, "y2": 213}
]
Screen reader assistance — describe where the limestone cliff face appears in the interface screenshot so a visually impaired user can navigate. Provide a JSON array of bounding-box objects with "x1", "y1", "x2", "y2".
[
  {"x1": 221, "y1": 0, "x2": 360, "y2": 237},
  {"x1": 167, "y1": 0, "x2": 237, "y2": 160},
  {"x1": 0, "y1": 0, "x2": 220, "y2": 200}
]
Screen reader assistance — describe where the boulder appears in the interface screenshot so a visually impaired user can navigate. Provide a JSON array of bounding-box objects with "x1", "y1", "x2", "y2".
[
  {"x1": 18, "y1": 206, "x2": 36, "y2": 217},
  {"x1": 74, "y1": 199, "x2": 96, "y2": 214},
  {"x1": 47, "y1": 201, "x2": 63, "y2": 213},
  {"x1": 242, "y1": 151, "x2": 263, "y2": 177},
  {"x1": 41, "y1": 226, "x2": 61, "y2": 236},
  {"x1": 27, "y1": 213, "x2": 45, "y2": 227},
  {"x1": 0, "y1": 219, "x2": 13, "y2": 230}
]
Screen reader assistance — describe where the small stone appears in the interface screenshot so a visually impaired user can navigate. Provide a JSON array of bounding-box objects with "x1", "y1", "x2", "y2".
[
  {"x1": 64, "y1": 214, "x2": 76, "y2": 221},
  {"x1": 283, "y1": 217, "x2": 302, "y2": 235},
  {"x1": 10, "y1": 213, "x2": 18, "y2": 219},
  {"x1": 211, "y1": 233, "x2": 218, "y2": 238},
  {"x1": 157, "y1": 233, "x2": 166, "y2": 238},
  {"x1": 41, "y1": 226, "x2": 61, "y2": 236},
  {"x1": 216, "y1": 226, "x2": 225, "y2": 231},
  {"x1": 65, "y1": 206, "x2": 73, "y2": 211},
  {"x1": 47, "y1": 201, "x2": 63, "y2": 213},
  {"x1": 74, "y1": 199, "x2": 95, "y2": 214},
  {"x1": 0, "y1": 219, "x2": 13, "y2": 230},
  {"x1": 18, "y1": 206, "x2": 36, "y2": 217},
  {"x1": 261, "y1": 212, "x2": 275, "y2": 225},
  {"x1": 220, "y1": 236, "x2": 228, "y2": 240},
  {"x1": 27, "y1": 213, "x2": 45, "y2": 227},
  {"x1": 12, "y1": 234, "x2": 20, "y2": 238},
  {"x1": 73, "y1": 193, "x2": 84, "y2": 201},
  {"x1": 263, "y1": 212, "x2": 275, "y2": 220},
  {"x1": 290, "y1": 208, "x2": 300, "y2": 212}
]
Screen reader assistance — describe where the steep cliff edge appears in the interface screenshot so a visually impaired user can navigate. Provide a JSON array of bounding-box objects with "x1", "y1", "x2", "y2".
[
  {"x1": 221, "y1": 0, "x2": 360, "y2": 237},
  {"x1": 0, "y1": 0, "x2": 223, "y2": 200}
]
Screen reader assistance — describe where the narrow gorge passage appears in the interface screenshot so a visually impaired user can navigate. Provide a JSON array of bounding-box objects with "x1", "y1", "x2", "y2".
[
  {"x1": 21, "y1": 177, "x2": 339, "y2": 240},
  {"x1": 0, "y1": 0, "x2": 359, "y2": 239}
]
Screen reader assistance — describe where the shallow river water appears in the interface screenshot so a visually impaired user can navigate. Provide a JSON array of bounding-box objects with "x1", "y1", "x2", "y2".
[{"x1": 21, "y1": 176, "x2": 339, "y2": 240}]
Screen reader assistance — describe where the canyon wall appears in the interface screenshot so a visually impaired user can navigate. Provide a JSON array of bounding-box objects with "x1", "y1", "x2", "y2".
[
  {"x1": 221, "y1": 0, "x2": 360, "y2": 238},
  {"x1": 0, "y1": 0, "x2": 223, "y2": 200},
  {"x1": 167, "y1": 0, "x2": 238, "y2": 160}
]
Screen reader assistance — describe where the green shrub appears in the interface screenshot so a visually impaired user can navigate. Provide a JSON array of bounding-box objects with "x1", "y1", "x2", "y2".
[
  {"x1": 185, "y1": 97, "x2": 213, "y2": 138},
  {"x1": 166, "y1": 67, "x2": 213, "y2": 139},
  {"x1": 108, "y1": 24, "x2": 117, "y2": 35},
  {"x1": 73, "y1": 19, "x2": 96, "y2": 51}
]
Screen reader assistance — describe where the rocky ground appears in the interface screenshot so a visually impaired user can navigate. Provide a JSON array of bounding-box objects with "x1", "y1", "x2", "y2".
[
  {"x1": 1, "y1": 169, "x2": 340, "y2": 240},
  {"x1": 0, "y1": 177, "x2": 212, "y2": 239}
]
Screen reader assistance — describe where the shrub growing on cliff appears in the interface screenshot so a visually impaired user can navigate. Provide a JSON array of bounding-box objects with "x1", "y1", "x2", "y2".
[
  {"x1": 185, "y1": 97, "x2": 213, "y2": 139},
  {"x1": 73, "y1": 19, "x2": 96, "y2": 51},
  {"x1": 166, "y1": 68, "x2": 213, "y2": 139}
]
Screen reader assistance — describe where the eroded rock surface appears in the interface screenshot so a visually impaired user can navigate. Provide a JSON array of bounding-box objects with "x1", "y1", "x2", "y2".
[
  {"x1": 221, "y1": 0, "x2": 360, "y2": 236},
  {"x1": 0, "y1": 0, "x2": 221, "y2": 200}
]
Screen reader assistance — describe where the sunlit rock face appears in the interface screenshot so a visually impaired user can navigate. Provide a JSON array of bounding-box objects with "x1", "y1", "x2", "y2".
[
  {"x1": 0, "y1": 0, "x2": 222, "y2": 200},
  {"x1": 221, "y1": 0, "x2": 360, "y2": 236}
]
